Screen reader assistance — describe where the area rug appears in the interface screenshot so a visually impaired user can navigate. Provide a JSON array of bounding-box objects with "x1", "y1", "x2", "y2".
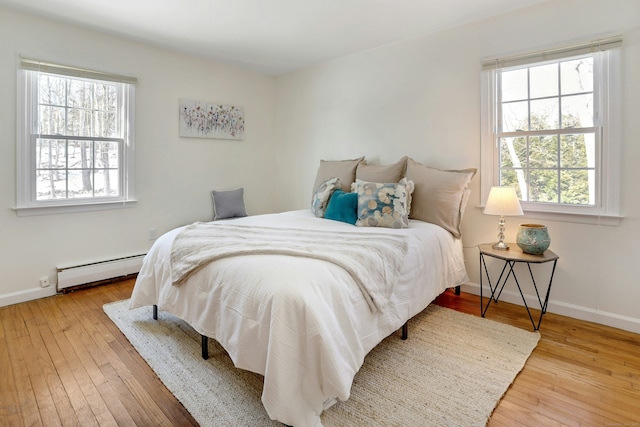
[{"x1": 104, "y1": 300, "x2": 539, "y2": 426}]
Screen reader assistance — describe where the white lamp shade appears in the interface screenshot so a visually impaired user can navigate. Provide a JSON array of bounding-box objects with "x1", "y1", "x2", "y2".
[{"x1": 484, "y1": 186, "x2": 523, "y2": 216}]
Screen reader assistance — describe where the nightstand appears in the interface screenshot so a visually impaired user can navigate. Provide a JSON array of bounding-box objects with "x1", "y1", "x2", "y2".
[{"x1": 479, "y1": 243, "x2": 559, "y2": 331}]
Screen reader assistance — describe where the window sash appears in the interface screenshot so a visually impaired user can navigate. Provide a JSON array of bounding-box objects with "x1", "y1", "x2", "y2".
[{"x1": 32, "y1": 135, "x2": 124, "y2": 201}]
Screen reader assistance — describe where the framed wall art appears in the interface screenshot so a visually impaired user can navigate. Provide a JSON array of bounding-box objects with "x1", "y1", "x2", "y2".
[{"x1": 179, "y1": 99, "x2": 245, "y2": 140}]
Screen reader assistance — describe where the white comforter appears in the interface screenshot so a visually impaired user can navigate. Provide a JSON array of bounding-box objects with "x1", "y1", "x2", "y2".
[
  {"x1": 171, "y1": 222, "x2": 409, "y2": 312},
  {"x1": 129, "y1": 210, "x2": 468, "y2": 427}
]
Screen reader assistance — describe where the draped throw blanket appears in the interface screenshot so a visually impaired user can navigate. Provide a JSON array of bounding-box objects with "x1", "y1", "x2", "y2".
[{"x1": 170, "y1": 223, "x2": 409, "y2": 313}]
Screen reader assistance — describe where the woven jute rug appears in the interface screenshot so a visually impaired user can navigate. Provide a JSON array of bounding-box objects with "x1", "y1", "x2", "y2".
[{"x1": 104, "y1": 300, "x2": 539, "y2": 426}]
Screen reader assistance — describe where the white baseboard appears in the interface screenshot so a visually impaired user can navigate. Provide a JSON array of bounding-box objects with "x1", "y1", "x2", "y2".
[
  {"x1": 460, "y1": 283, "x2": 640, "y2": 334},
  {"x1": 3, "y1": 281, "x2": 638, "y2": 334},
  {"x1": 0, "y1": 286, "x2": 58, "y2": 308}
]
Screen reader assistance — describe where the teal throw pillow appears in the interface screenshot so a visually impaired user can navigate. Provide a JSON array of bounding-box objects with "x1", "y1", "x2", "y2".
[{"x1": 324, "y1": 190, "x2": 358, "y2": 225}]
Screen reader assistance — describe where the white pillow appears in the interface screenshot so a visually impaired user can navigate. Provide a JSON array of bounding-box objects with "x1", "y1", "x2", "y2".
[{"x1": 311, "y1": 177, "x2": 341, "y2": 218}]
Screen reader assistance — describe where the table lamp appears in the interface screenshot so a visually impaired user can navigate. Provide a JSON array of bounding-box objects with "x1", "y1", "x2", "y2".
[{"x1": 483, "y1": 186, "x2": 523, "y2": 250}]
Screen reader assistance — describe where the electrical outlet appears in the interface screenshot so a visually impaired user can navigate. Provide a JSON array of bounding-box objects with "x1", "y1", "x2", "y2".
[
  {"x1": 40, "y1": 276, "x2": 50, "y2": 288},
  {"x1": 148, "y1": 228, "x2": 157, "y2": 241}
]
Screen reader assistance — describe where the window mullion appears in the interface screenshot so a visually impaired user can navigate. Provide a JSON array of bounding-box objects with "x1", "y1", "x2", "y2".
[
  {"x1": 557, "y1": 62, "x2": 562, "y2": 132},
  {"x1": 525, "y1": 135, "x2": 530, "y2": 202},
  {"x1": 92, "y1": 140, "x2": 96, "y2": 198},
  {"x1": 498, "y1": 127, "x2": 598, "y2": 138},
  {"x1": 496, "y1": 71, "x2": 502, "y2": 134},
  {"x1": 556, "y1": 132, "x2": 561, "y2": 204},
  {"x1": 526, "y1": 67, "x2": 531, "y2": 131}
]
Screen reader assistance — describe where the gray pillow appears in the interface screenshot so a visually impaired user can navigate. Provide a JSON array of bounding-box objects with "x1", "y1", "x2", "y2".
[
  {"x1": 355, "y1": 156, "x2": 407, "y2": 183},
  {"x1": 211, "y1": 188, "x2": 247, "y2": 220},
  {"x1": 311, "y1": 157, "x2": 365, "y2": 199},
  {"x1": 405, "y1": 158, "x2": 476, "y2": 238}
]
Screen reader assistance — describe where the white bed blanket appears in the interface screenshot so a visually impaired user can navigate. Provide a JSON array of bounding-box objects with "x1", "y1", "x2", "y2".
[
  {"x1": 129, "y1": 210, "x2": 469, "y2": 427},
  {"x1": 171, "y1": 223, "x2": 409, "y2": 313}
]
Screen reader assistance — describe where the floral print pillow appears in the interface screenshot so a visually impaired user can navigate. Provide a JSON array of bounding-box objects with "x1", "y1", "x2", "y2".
[
  {"x1": 311, "y1": 177, "x2": 341, "y2": 217},
  {"x1": 354, "y1": 178, "x2": 413, "y2": 228}
]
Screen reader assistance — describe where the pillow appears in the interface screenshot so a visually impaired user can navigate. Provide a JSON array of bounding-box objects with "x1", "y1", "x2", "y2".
[
  {"x1": 403, "y1": 177, "x2": 415, "y2": 214},
  {"x1": 404, "y1": 157, "x2": 476, "y2": 238},
  {"x1": 352, "y1": 177, "x2": 415, "y2": 214},
  {"x1": 324, "y1": 190, "x2": 358, "y2": 225},
  {"x1": 211, "y1": 188, "x2": 247, "y2": 220},
  {"x1": 311, "y1": 177, "x2": 341, "y2": 218},
  {"x1": 354, "y1": 179, "x2": 413, "y2": 229},
  {"x1": 355, "y1": 156, "x2": 407, "y2": 183},
  {"x1": 311, "y1": 156, "x2": 365, "y2": 200}
]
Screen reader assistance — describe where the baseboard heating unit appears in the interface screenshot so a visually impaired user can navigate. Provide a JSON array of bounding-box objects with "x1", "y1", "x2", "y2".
[{"x1": 57, "y1": 254, "x2": 146, "y2": 292}]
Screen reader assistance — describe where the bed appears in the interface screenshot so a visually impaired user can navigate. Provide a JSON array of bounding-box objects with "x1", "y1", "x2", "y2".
[{"x1": 129, "y1": 157, "x2": 475, "y2": 427}]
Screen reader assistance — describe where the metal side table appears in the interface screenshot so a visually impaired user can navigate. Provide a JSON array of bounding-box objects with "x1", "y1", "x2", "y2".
[{"x1": 479, "y1": 243, "x2": 559, "y2": 331}]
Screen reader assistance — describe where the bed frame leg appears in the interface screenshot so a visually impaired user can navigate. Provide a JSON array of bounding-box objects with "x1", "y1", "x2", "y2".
[
  {"x1": 455, "y1": 285, "x2": 461, "y2": 296},
  {"x1": 152, "y1": 304, "x2": 158, "y2": 320},
  {"x1": 201, "y1": 335, "x2": 209, "y2": 360},
  {"x1": 401, "y1": 322, "x2": 408, "y2": 340}
]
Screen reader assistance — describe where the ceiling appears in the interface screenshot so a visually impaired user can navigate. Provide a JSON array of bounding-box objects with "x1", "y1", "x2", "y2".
[{"x1": 0, "y1": 0, "x2": 549, "y2": 75}]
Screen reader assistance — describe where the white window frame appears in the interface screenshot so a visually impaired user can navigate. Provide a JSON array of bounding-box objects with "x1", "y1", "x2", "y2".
[
  {"x1": 15, "y1": 58, "x2": 137, "y2": 216},
  {"x1": 480, "y1": 37, "x2": 622, "y2": 226}
]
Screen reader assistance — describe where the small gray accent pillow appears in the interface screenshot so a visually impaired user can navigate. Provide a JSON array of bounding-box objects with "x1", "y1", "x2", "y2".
[{"x1": 211, "y1": 188, "x2": 247, "y2": 220}]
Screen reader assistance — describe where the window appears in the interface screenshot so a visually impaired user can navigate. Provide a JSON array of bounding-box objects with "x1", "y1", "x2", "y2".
[
  {"x1": 16, "y1": 58, "x2": 136, "y2": 216},
  {"x1": 480, "y1": 37, "x2": 622, "y2": 224}
]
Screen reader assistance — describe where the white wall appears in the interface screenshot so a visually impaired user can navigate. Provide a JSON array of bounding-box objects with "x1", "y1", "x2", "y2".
[
  {"x1": 0, "y1": 8, "x2": 277, "y2": 304},
  {"x1": 274, "y1": 0, "x2": 640, "y2": 332},
  {"x1": 2, "y1": 1, "x2": 639, "y2": 334}
]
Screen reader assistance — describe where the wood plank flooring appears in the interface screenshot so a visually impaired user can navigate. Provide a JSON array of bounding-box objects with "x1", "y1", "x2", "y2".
[
  {"x1": 433, "y1": 290, "x2": 640, "y2": 427},
  {"x1": 0, "y1": 279, "x2": 198, "y2": 427},
  {"x1": 1, "y1": 279, "x2": 639, "y2": 426}
]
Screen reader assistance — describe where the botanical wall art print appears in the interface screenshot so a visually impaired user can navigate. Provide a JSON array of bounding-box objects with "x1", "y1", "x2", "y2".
[{"x1": 179, "y1": 99, "x2": 245, "y2": 140}]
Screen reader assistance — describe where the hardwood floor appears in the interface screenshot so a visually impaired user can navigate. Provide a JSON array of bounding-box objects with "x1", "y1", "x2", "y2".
[
  {"x1": 434, "y1": 289, "x2": 640, "y2": 427},
  {"x1": 1, "y1": 279, "x2": 639, "y2": 426},
  {"x1": 0, "y1": 279, "x2": 197, "y2": 427}
]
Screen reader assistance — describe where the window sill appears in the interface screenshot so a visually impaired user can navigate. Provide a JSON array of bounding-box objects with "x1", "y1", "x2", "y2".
[
  {"x1": 14, "y1": 199, "x2": 138, "y2": 217},
  {"x1": 476, "y1": 205, "x2": 623, "y2": 226}
]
